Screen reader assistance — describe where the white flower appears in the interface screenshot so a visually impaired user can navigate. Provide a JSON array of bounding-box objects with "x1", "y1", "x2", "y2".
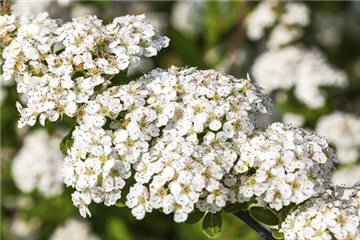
[
  {"x1": 50, "y1": 219, "x2": 99, "y2": 240},
  {"x1": 162, "y1": 194, "x2": 194, "y2": 223},
  {"x1": 316, "y1": 112, "x2": 360, "y2": 164},
  {"x1": 206, "y1": 184, "x2": 229, "y2": 208},
  {"x1": 12, "y1": 130, "x2": 64, "y2": 197},
  {"x1": 281, "y1": 2, "x2": 310, "y2": 26},
  {"x1": 12, "y1": 1, "x2": 53, "y2": 16},
  {"x1": 267, "y1": 24, "x2": 303, "y2": 49},
  {"x1": 332, "y1": 166, "x2": 360, "y2": 190},
  {"x1": 8, "y1": 31, "x2": 274, "y2": 221},
  {"x1": 246, "y1": 1, "x2": 310, "y2": 48},
  {"x1": 75, "y1": 158, "x2": 102, "y2": 191},
  {"x1": 237, "y1": 122, "x2": 337, "y2": 209},
  {"x1": 282, "y1": 113, "x2": 305, "y2": 127},
  {"x1": 281, "y1": 192, "x2": 360, "y2": 240},
  {"x1": 114, "y1": 129, "x2": 149, "y2": 164},
  {"x1": 126, "y1": 183, "x2": 152, "y2": 220},
  {"x1": 72, "y1": 191, "x2": 92, "y2": 218},
  {"x1": 171, "y1": 1, "x2": 205, "y2": 37},
  {"x1": 66, "y1": 67, "x2": 271, "y2": 218},
  {"x1": 252, "y1": 45, "x2": 347, "y2": 108},
  {"x1": 3, "y1": 13, "x2": 169, "y2": 128},
  {"x1": 246, "y1": 1, "x2": 277, "y2": 40}
]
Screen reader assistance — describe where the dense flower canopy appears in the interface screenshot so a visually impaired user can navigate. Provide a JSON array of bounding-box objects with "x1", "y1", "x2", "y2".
[
  {"x1": 64, "y1": 66, "x2": 272, "y2": 219},
  {"x1": 316, "y1": 112, "x2": 360, "y2": 164},
  {"x1": 1, "y1": 13, "x2": 169, "y2": 127},
  {"x1": 1, "y1": 6, "x2": 359, "y2": 240},
  {"x1": 281, "y1": 190, "x2": 360, "y2": 240},
  {"x1": 12, "y1": 129, "x2": 64, "y2": 197}
]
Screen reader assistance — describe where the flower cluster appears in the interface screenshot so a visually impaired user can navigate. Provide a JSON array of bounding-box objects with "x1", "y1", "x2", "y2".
[
  {"x1": 0, "y1": 14, "x2": 17, "y2": 46},
  {"x1": 50, "y1": 219, "x2": 99, "y2": 240},
  {"x1": 246, "y1": 1, "x2": 310, "y2": 49},
  {"x1": 333, "y1": 166, "x2": 360, "y2": 188},
  {"x1": 282, "y1": 113, "x2": 305, "y2": 127},
  {"x1": 0, "y1": 13, "x2": 169, "y2": 127},
  {"x1": 316, "y1": 112, "x2": 360, "y2": 164},
  {"x1": 4, "y1": 11, "x2": 347, "y2": 233},
  {"x1": 12, "y1": 129, "x2": 64, "y2": 197},
  {"x1": 237, "y1": 122, "x2": 337, "y2": 210},
  {"x1": 0, "y1": 15, "x2": 17, "y2": 104},
  {"x1": 252, "y1": 45, "x2": 347, "y2": 109},
  {"x1": 281, "y1": 190, "x2": 360, "y2": 240},
  {"x1": 63, "y1": 66, "x2": 272, "y2": 219}
]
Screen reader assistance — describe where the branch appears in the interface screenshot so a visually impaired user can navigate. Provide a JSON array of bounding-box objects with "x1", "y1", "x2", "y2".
[
  {"x1": 222, "y1": 1, "x2": 248, "y2": 71},
  {"x1": 234, "y1": 211, "x2": 275, "y2": 240}
]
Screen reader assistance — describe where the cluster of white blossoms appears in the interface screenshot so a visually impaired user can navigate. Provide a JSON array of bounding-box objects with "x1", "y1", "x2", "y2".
[
  {"x1": 0, "y1": 14, "x2": 17, "y2": 45},
  {"x1": 63, "y1": 66, "x2": 272, "y2": 220},
  {"x1": 282, "y1": 113, "x2": 305, "y2": 127},
  {"x1": 316, "y1": 112, "x2": 360, "y2": 164},
  {"x1": 11, "y1": 0, "x2": 73, "y2": 16},
  {"x1": 0, "y1": 15, "x2": 16, "y2": 104},
  {"x1": 332, "y1": 166, "x2": 360, "y2": 189},
  {"x1": 280, "y1": 190, "x2": 360, "y2": 240},
  {"x1": 237, "y1": 123, "x2": 337, "y2": 210},
  {"x1": 252, "y1": 45, "x2": 347, "y2": 109},
  {"x1": 50, "y1": 219, "x2": 99, "y2": 240},
  {"x1": 246, "y1": 1, "x2": 310, "y2": 49},
  {"x1": 3, "y1": 11, "x2": 347, "y2": 234},
  {"x1": 171, "y1": 1, "x2": 205, "y2": 37},
  {"x1": 0, "y1": 12, "x2": 169, "y2": 127},
  {"x1": 12, "y1": 129, "x2": 64, "y2": 197}
]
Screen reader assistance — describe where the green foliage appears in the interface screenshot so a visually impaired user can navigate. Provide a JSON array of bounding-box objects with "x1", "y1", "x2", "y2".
[
  {"x1": 223, "y1": 202, "x2": 250, "y2": 213},
  {"x1": 186, "y1": 210, "x2": 205, "y2": 224},
  {"x1": 202, "y1": 212, "x2": 222, "y2": 238},
  {"x1": 59, "y1": 127, "x2": 75, "y2": 156},
  {"x1": 272, "y1": 203, "x2": 297, "y2": 224},
  {"x1": 115, "y1": 202, "x2": 126, "y2": 208},
  {"x1": 272, "y1": 230, "x2": 284, "y2": 240},
  {"x1": 249, "y1": 206, "x2": 279, "y2": 226},
  {"x1": 204, "y1": 1, "x2": 243, "y2": 49}
]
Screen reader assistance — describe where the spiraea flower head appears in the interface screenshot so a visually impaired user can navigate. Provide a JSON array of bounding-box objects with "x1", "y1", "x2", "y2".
[
  {"x1": 62, "y1": 66, "x2": 272, "y2": 219},
  {"x1": 281, "y1": 189, "x2": 360, "y2": 240},
  {"x1": 1, "y1": 13, "x2": 169, "y2": 128},
  {"x1": 236, "y1": 122, "x2": 337, "y2": 210}
]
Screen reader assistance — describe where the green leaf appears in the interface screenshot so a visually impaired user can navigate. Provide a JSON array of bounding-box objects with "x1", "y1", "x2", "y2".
[
  {"x1": 264, "y1": 203, "x2": 298, "y2": 225},
  {"x1": 272, "y1": 230, "x2": 284, "y2": 240},
  {"x1": 277, "y1": 203, "x2": 297, "y2": 222},
  {"x1": 186, "y1": 210, "x2": 205, "y2": 224},
  {"x1": 223, "y1": 202, "x2": 249, "y2": 213},
  {"x1": 115, "y1": 201, "x2": 126, "y2": 208},
  {"x1": 202, "y1": 212, "x2": 222, "y2": 238},
  {"x1": 249, "y1": 206, "x2": 279, "y2": 226},
  {"x1": 59, "y1": 128, "x2": 75, "y2": 156}
]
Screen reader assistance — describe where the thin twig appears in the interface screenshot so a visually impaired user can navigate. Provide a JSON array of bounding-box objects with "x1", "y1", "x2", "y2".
[
  {"x1": 234, "y1": 211, "x2": 274, "y2": 240},
  {"x1": 223, "y1": 1, "x2": 248, "y2": 71}
]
